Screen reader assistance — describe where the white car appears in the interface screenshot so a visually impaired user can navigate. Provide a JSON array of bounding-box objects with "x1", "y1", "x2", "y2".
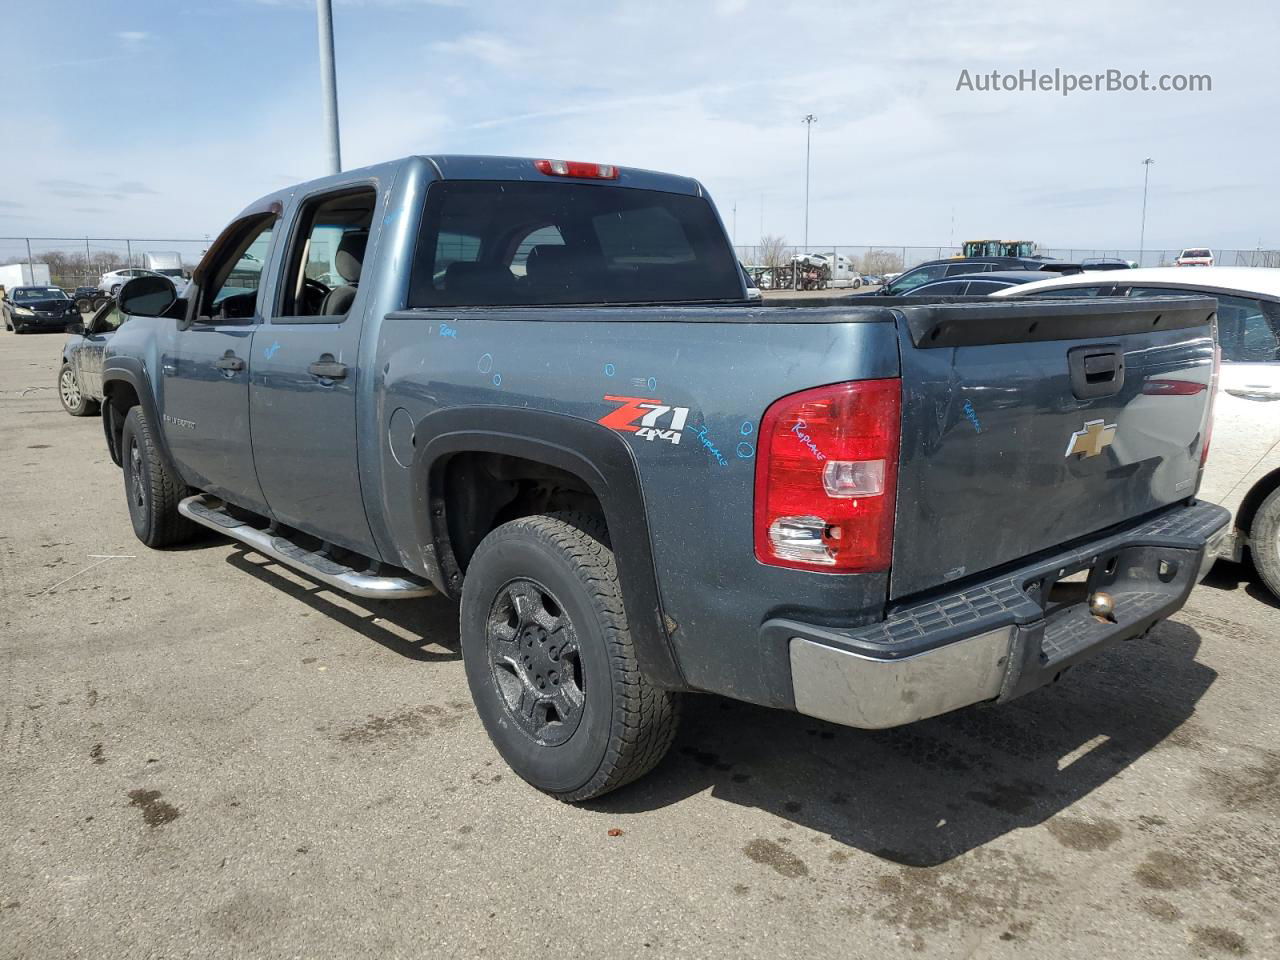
[
  {"x1": 995, "y1": 267, "x2": 1280, "y2": 598},
  {"x1": 97, "y1": 268, "x2": 160, "y2": 295},
  {"x1": 1175, "y1": 247, "x2": 1215, "y2": 267}
]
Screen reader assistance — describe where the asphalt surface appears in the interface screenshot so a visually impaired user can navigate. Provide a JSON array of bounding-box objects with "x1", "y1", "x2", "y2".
[{"x1": 2, "y1": 328, "x2": 1278, "y2": 959}]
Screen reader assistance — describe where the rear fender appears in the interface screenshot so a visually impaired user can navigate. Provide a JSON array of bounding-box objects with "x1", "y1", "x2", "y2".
[{"x1": 412, "y1": 406, "x2": 685, "y2": 690}]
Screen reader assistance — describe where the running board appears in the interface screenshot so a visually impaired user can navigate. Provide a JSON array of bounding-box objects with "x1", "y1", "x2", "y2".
[{"x1": 178, "y1": 494, "x2": 436, "y2": 600}]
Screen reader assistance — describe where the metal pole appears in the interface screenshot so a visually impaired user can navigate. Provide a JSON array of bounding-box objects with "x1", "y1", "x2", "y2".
[
  {"x1": 85, "y1": 238, "x2": 91, "y2": 275},
  {"x1": 26, "y1": 237, "x2": 33, "y2": 279},
  {"x1": 125, "y1": 238, "x2": 132, "y2": 269},
  {"x1": 801, "y1": 114, "x2": 816, "y2": 253},
  {"x1": 1139, "y1": 158, "x2": 1154, "y2": 265},
  {"x1": 316, "y1": 0, "x2": 342, "y2": 175}
]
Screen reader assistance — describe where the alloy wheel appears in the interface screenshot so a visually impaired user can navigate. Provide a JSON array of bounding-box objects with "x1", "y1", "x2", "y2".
[{"x1": 485, "y1": 578, "x2": 585, "y2": 746}]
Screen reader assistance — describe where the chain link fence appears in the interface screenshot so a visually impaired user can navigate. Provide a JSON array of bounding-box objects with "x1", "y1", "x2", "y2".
[
  {"x1": 734, "y1": 244, "x2": 1280, "y2": 276},
  {"x1": 4, "y1": 236, "x2": 1277, "y2": 295},
  {"x1": 0, "y1": 237, "x2": 209, "y2": 292}
]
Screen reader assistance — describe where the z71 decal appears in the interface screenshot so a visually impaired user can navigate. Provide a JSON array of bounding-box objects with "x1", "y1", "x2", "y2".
[{"x1": 598, "y1": 395, "x2": 690, "y2": 445}]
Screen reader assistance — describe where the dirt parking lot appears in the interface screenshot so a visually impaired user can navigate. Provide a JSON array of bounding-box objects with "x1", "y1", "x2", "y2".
[{"x1": 1, "y1": 328, "x2": 1277, "y2": 959}]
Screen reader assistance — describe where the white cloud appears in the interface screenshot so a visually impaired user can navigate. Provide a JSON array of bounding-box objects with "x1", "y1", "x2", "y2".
[
  {"x1": 430, "y1": 33, "x2": 522, "y2": 68},
  {"x1": 116, "y1": 30, "x2": 148, "y2": 43}
]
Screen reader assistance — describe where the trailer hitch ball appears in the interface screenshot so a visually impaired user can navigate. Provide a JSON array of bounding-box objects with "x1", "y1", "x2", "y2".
[{"x1": 1088, "y1": 590, "x2": 1116, "y2": 623}]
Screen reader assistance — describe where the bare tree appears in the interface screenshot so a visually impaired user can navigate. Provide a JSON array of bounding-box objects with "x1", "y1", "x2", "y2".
[{"x1": 861, "y1": 249, "x2": 904, "y2": 276}]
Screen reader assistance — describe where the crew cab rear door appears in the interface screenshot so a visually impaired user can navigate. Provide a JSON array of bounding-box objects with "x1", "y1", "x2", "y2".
[
  {"x1": 248, "y1": 183, "x2": 380, "y2": 557},
  {"x1": 888, "y1": 297, "x2": 1217, "y2": 599}
]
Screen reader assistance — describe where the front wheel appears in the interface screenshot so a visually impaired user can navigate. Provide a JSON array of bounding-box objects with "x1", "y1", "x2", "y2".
[
  {"x1": 120, "y1": 406, "x2": 197, "y2": 547},
  {"x1": 58, "y1": 364, "x2": 98, "y2": 416},
  {"x1": 1250, "y1": 487, "x2": 1280, "y2": 601},
  {"x1": 460, "y1": 512, "x2": 680, "y2": 801}
]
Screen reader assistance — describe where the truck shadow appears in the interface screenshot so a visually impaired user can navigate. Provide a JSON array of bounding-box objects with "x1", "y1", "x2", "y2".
[
  {"x1": 595, "y1": 619, "x2": 1215, "y2": 867},
  {"x1": 223, "y1": 547, "x2": 461, "y2": 662},
  {"x1": 1200, "y1": 558, "x2": 1280, "y2": 610}
]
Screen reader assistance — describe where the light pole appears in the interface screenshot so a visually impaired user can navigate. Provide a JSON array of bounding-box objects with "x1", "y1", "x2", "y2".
[
  {"x1": 316, "y1": 0, "x2": 342, "y2": 175},
  {"x1": 1139, "y1": 158, "x2": 1154, "y2": 265},
  {"x1": 802, "y1": 114, "x2": 816, "y2": 253}
]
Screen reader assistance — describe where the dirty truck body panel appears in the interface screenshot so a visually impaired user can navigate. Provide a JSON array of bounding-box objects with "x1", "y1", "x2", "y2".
[{"x1": 101, "y1": 154, "x2": 1227, "y2": 747}]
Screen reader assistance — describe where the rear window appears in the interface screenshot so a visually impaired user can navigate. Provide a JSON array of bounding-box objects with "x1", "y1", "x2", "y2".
[
  {"x1": 1180, "y1": 249, "x2": 1211, "y2": 258},
  {"x1": 408, "y1": 181, "x2": 743, "y2": 306}
]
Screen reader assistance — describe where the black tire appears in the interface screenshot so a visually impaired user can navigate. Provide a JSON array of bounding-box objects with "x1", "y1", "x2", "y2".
[
  {"x1": 92, "y1": 297, "x2": 109, "y2": 311},
  {"x1": 1250, "y1": 487, "x2": 1280, "y2": 601},
  {"x1": 120, "y1": 406, "x2": 196, "y2": 548},
  {"x1": 460, "y1": 512, "x2": 680, "y2": 801},
  {"x1": 58, "y1": 364, "x2": 98, "y2": 417},
  {"x1": 75, "y1": 297, "x2": 91, "y2": 313},
  {"x1": 109, "y1": 284, "x2": 121, "y2": 296}
]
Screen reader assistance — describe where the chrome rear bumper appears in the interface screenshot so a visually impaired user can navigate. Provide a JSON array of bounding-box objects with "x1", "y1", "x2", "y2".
[{"x1": 774, "y1": 501, "x2": 1230, "y2": 730}]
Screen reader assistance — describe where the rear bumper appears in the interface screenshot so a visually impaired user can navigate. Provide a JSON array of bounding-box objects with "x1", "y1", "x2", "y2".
[{"x1": 769, "y1": 500, "x2": 1230, "y2": 730}]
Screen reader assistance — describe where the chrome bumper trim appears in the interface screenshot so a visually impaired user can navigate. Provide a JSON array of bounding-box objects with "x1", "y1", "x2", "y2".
[{"x1": 790, "y1": 626, "x2": 1015, "y2": 730}]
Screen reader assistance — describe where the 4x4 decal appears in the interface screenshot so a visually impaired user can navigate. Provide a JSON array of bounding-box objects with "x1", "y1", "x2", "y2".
[{"x1": 598, "y1": 395, "x2": 690, "y2": 445}]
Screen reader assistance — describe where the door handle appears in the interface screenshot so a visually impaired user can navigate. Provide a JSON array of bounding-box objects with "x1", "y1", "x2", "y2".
[
  {"x1": 308, "y1": 356, "x2": 347, "y2": 380},
  {"x1": 214, "y1": 352, "x2": 245, "y2": 372},
  {"x1": 1225, "y1": 387, "x2": 1280, "y2": 402}
]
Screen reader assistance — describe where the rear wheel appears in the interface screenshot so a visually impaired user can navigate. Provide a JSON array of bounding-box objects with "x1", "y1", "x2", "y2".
[
  {"x1": 121, "y1": 406, "x2": 196, "y2": 547},
  {"x1": 1250, "y1": 488, "x2": 1280, "y2": 601},
  {"x1": 460, "y1": 512, "x2": 680, "y2": 801},
  {"x1": 92, "y1": 297, "x2": 109, "y2": 311},
  {"x1": 58, "y1": 364, "x2": 98, "y2": 416},
  {"x1": 75, "y1": 297, "x2": 91, "y2": 313}
]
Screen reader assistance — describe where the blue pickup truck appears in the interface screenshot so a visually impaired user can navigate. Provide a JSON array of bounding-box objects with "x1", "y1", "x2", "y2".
[{"x1": 101, "y1": 155, "x2": 1228, "y2": 800}]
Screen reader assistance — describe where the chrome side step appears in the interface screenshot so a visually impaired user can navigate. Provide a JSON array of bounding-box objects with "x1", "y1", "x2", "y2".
[{"x1": 178, "y1": 494, "x2": 436, "y2": 600}]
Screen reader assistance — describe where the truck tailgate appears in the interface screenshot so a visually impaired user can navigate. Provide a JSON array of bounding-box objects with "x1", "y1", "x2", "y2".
[{"x1": 889, "y1": 296, "x2": 1218, "y2": 600}]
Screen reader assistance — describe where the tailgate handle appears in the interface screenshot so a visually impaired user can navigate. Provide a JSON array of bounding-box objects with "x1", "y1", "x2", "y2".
[{"x1": 1068, "y1": 344, "x2": 1125, "y2": 400}]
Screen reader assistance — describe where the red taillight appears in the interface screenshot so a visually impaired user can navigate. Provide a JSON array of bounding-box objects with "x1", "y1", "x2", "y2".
[
  {"x1": 534, "y1": 159, "x2": 619, "y2": 179},
  {"x1": 754, "y1": 379, "x2": 902, "y2": 573},
  {"x1": 1201, "y1": 342, "x2": 1221, "y2": 467},
  {"x1": 1142, "y1": 379, "x2": 1207, "y2": 396}
]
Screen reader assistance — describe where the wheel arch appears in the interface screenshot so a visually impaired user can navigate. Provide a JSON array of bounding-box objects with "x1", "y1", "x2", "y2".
[
  {"x1": 101, "y1": 361, "x2": 174, "y2": 474},
  {"x1": 412, "y1": 406, "x2": 686, "y2": 690},
  {"x1": 1239, "y1": 465, "x2": 1280, "y2": 543}
]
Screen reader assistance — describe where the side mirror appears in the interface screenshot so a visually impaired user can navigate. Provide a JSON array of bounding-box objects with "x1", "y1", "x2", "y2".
[
  {"x1": 118, "y1": 275, "x2": 177, "y2": 318},
  {"x1": 66, "y1": 320, "x2": 85, "y2": 335}
]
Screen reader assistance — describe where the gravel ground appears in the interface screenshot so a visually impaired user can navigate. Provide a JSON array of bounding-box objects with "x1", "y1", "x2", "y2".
[{"x1": 1, "y1": 328, "x2": 1277, "y2": 959}]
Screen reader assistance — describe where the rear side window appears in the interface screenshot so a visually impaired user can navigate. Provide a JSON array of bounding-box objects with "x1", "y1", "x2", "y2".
[
  {"x1": 408, "y1": 181, "x2": 743, "y2": 306},
  {"x1": 1027, "y1": 285, "x2": 1112, "y2": 298}
]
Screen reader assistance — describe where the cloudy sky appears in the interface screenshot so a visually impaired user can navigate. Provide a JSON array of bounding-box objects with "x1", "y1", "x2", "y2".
[{"x1": 1, "y1": 0, "x2": 1276, "y2": 254}]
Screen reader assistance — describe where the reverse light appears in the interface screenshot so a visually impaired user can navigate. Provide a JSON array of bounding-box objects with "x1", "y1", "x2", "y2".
[
  {"x1": 754, "y1": 379, "x2": 902, "y2": 572},
  {"x1": 534, "y1": 159, "x2": 619, "y2": 179}
]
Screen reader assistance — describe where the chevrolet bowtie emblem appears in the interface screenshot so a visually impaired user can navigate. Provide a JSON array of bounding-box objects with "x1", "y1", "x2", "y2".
[{"x1": 1065, "y1": 419, "x2": 1117, "y2": 458}]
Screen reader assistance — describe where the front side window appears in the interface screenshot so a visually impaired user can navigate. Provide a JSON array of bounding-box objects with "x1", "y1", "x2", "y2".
[
  {"x1": 197, "y1": 216, "x2": 276, "y2": 321},
  {"x1": 886, "y1": 263, "x2": 947, "y2": 294},
  {"x1": 94, "y1": 304, "x2": 125, "y2": 332},
  {"x1": 408, "y1": 181, "x2": 743, "y2": 306}
]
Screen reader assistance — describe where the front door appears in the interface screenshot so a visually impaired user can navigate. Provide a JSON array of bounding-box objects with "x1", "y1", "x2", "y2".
[
  {"x1": 159, "y1": 214, "x2": 278, "y2": 515},
  {"x1": 249, "y1": 185, "x2": 379, "y2": 555}
]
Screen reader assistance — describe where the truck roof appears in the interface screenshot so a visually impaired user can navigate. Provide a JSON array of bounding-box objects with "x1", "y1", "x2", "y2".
[{"x1": 232, "y1": 155, "x2": 706, "y2": 223}]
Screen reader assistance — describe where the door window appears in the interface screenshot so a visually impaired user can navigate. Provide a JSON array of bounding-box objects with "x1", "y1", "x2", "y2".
[
  {"x1": 197, "y1": 217, "x2": 276, "y2": 322},
  {"x1": 887, "y1": 263, "x2": 947, "y2": 293},
  {"x1": 277, "y1": 187, "x2": 377, "y2": 318}
]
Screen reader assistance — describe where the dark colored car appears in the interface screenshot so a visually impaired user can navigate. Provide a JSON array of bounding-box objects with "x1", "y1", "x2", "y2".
[
  {"x1": 879, "y1": 257, "x2": 1079, "y2": 296},
  {"x1": 901, "y1": 269, "x2": 1055, "y2": 297},
  {"x1": 59, "y1": 298, "x2": 126, "y2": 416},
  {"x1": 4, "y1": 286, "x2": 80, "y2": 333}
]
